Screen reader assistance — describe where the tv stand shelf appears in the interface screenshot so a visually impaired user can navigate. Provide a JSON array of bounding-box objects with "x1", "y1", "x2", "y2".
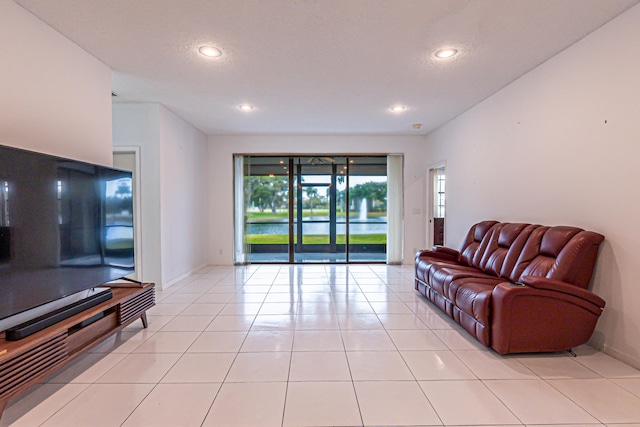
[{"x1": 0, "y1": 283, "x2": 155, "y2": 419}]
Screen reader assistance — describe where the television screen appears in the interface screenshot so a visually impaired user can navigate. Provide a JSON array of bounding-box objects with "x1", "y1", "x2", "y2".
[{"x1": 0, "y1": 144, "x2": 135, "y2": 320}]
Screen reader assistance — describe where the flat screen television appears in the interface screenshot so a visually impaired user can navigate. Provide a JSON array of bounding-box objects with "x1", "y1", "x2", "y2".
[{"x1": 0, "y1": 144, "x2": 135, "y2": 324}]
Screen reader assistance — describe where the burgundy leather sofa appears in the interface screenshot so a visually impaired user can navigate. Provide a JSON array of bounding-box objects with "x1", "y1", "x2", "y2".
[{"x1": 415, "y1": 221, "x2": 605, "y2": 354}]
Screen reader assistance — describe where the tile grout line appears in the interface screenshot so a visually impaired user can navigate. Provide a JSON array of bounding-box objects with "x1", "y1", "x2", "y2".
[{"x1": 197, "y1": 266, "x2": 278, "y2": 426}]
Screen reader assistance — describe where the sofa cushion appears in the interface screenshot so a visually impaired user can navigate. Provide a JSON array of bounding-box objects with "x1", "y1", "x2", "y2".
[
  {"x1": 449, "y1": 276, "x2": 504, "y2": 338},
  {"x1": 415, "y1": 253, "x2": 460, "y2": 282},
  {"x1": 429, "y1": 265, "x2": 488, "y2": 296},
  {"x1": 459, "y1": 220, "x2": 498, "y2": 266},
  {"x1": 451, "y1": 278, "x2": 500, "y2": 321},
  {"x1": 477, "y1": 223, "x2": 532, "y2": 278},
  {"x1": 450, "y1": 277, "x2": 502, "y2": 346}
]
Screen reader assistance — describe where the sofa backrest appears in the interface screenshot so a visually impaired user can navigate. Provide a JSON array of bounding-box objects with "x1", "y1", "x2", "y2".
[
  {"x1": 477, "y1": 223, "x2": 538, "y2": 280},
  {"x1": 459, "y1": 221, "x2": 604, "y2": 288},
  {"x1": 514, "y1": 226, "x2": 604, "y2": 288},
  {"x1": 458, "y1": 221, "x2": 498, "y2": 266}
]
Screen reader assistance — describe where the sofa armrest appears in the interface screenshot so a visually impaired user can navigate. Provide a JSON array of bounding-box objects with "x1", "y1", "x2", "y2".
[
  {"x1": 432, "y1": 245, "x2": 460, "y2": 257},
  {"x1": 490, "y1": 280, "x2": 605, "y2": 354},
  {"x1": 415, "y1": 246, "x2": 460, "y2": 263},
  {"x1": 519, "y1": 276, "x2": 605, "y2": 308}
]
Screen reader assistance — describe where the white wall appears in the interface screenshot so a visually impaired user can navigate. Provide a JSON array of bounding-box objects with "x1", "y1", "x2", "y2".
[
  {"x1": 159, "y1": 107, "x2": 209, "y2": 284},
  {"x1": 207, "y1": 135, "x2": 428, "y2": 265},
  {"x1": 424, "y1": 4, "x2": 640, "y2": 367},
  {"x1": 113, "y1": 103, "x2": 208, "y2": 289},
  {"x1": 0, "y1": 0, "x2": 112, "y2": 165},
  {"x1": 113, "y1": 103, "x2": 163, "y2": 285}
]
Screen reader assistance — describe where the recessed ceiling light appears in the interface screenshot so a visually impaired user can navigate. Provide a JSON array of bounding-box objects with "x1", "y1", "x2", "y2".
[
  {"x1": 238, "y1": 104, "x2": 254, "y2": 111},
  {"x1": 390, "y1": 105, "x2": 406, "y2": 112},
  {"x1": 198, "y1": 45, "x2": 222, "y2": 57},
  {"x1": 435, "y1": 48, "x2": 458, "y2": 59}
]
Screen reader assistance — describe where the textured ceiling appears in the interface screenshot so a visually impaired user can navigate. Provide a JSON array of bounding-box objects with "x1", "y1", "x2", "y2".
[{"x1": 15, "y1": 0, "x2": 639, "y2": 135}]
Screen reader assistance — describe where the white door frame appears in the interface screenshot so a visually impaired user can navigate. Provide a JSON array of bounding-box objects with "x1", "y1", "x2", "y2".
[
  {"x1": 113, "y1": 146, "x2": 143, "y2": 281},
  {"x1": 426, "y1": 161, "x2": 446, "y2": 249}
]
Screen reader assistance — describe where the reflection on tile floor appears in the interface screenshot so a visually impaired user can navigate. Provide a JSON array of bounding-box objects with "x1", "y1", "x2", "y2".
[{"x1": 3, "y1": 264, "x2": 640, "y2": 427}]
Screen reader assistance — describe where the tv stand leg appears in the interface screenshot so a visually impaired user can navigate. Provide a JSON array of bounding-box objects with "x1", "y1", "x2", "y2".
[
  {"x1": 141, "y1": 312, "x2": 148, "y2": 328},
  {"x1": 0, "y1": 399, "x2": 7, "y2": 420}
]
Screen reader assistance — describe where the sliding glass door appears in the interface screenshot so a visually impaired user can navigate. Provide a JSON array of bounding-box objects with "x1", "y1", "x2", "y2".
[
  {"x1": 235, "y1": 155, "x2": 395, "y2": 264},
  {"x1": 347, "y1": 157, "x2": 388, "y2": 261},
  {"x1": 241, "y1": 156, "x2": 291, "y2": 263},
  {"x1": 293, "y1": 157, "x2": 347, "y2": 262}
]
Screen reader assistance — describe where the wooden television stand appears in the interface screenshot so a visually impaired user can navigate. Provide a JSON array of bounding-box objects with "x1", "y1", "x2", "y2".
[{"x1": 0, "y1": 283, "x2": 155, "y2": 419}]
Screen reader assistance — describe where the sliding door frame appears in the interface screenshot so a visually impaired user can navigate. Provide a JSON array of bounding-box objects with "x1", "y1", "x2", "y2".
[{"x1": 234, "y1": 154, "x2": 396, "y2": 264}]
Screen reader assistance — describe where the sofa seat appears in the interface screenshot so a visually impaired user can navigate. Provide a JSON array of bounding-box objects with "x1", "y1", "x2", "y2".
[{"x1": 415, "y1": 220, "x2": 605, "y2": 354}]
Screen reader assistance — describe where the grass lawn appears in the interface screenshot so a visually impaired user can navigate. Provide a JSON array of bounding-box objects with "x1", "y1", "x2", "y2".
[{"x1": 245, "y1": 234, "x2": 386, "y2": 244}]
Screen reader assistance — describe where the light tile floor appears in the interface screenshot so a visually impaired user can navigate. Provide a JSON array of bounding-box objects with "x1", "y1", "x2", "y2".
[{"x1": 3, "y1": 264, "x2": 640, "y2": 427}]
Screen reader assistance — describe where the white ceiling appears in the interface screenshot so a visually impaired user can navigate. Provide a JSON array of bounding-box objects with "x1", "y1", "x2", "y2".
[{"x1": 15, "y1": 0, "x2": 639, "y2": 135}]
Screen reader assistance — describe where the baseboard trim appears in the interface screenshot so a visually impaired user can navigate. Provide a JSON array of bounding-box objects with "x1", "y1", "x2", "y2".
[
  {"x1": 161, "y1": 263, "x2": 208, "y2": 291},
  {"x1": 599, "y1": 344, "x2": 640, "y2": 370}
]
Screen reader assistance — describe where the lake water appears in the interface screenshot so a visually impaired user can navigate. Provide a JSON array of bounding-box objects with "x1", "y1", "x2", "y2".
[{"x1": 246, "y1": 216, "x2": 387, "y2": 235}]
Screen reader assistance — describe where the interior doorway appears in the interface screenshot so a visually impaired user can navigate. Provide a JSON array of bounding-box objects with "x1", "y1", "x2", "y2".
[
  {"x1": 113, "y1": 147, "x2": 142, "y2": 280},
  {"x1": 428, "y1": 164, "x2": 446, "y2": 247}
]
